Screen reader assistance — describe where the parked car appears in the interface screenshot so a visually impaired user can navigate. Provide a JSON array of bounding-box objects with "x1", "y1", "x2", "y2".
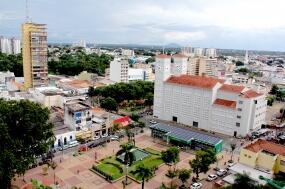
[
  {"x1": 102, "y1": 133, "x2": 108, "y2": 138},
  {"x1": 190, "y1": 182, "x2": 202, "y2": 189},
  {"x1": 207, "y1": 174, "x2": 218, "y2": 181},
  {"x1": 110, "y1": 135, "x2": 119, "y2": 141},
  {"x1": 78, "y1": 145, "x2": 88, "y2": 152},
  {"x1": 217, "y1": 169, "x2": 227, "y2": 176},
  {"x1": 149, "y1": 120, "x2": 157, "y2": 124},
  {"x1": 93, "y1": 136, "x2": 100, "y2": 140},
  {"x1": 227, "y1": 162, "x2": 235, "y2": 168},
  {"x1": 69, "y1": 140, "x2": 79, "y2": 148}
]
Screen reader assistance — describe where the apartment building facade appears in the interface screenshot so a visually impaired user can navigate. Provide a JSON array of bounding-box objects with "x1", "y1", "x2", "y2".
[
  {"x1": 22, "y1": 22, "x2": 48, "y2": 89},
  {"x1": 109, "y1": 58, "x2": 129, "y2": 83},
  {"x1": 153, "y1": 54, "x2": 267, "y2": 137}
]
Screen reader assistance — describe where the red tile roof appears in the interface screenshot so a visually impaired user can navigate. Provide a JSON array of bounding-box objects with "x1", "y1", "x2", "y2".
[
  {"x1": 172, "y1": 54, "x2": 188, "y2": 58},
  {"x1": 241, "y1": 90, "x2": 263, "y2": 98},
  {"x1": 113, "y1": 116, "x2": 131, "y2": 127},
  {"x1": 213, "y1": 98, "x2": 236, "y2": 109},
  {"x1": 156, "y1": 54, "x2": 171, "y2": 59},
  {"x1": 220, "y1": 84, "x2": 245, "y2": 93},
  {"x1": 245, "y1": 139, "x2": 285, "y2": 156},
  {"x1": 166, "y1": 75, "x2": 224, "y2": 89}
]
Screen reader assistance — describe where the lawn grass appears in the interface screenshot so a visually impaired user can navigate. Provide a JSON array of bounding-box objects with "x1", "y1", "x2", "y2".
[
  {"x1": 92, "y1": 148, "x2": 164, "y2": 181},
  {"x1": 96, "y1": 156, "x2": 124, "y2": 180},
  {"x1": 144, "y1": 147, "x2": 161, "y2": 155}
]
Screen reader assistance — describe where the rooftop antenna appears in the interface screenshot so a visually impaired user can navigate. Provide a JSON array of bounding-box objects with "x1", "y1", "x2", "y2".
[{"x1": 25, "y1": 0, "x2": 31, "y2": 23}]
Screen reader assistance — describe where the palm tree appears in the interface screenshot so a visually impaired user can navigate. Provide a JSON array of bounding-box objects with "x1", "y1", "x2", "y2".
[
  {"x1": 133, "y1": 164, "x2": 153, "y2": 189},
  {"x1": 48, "y1": 161, "x2": 57, "y2": 186},
  {"x1": 116, "y1": 143, "x2": 134, "y2": 186}
]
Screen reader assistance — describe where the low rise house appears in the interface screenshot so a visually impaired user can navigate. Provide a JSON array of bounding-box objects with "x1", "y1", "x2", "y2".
[
  {"x1": 239, "y1": 139, "x2": 285, "y2": 174},
  {"x1": 64, "y1": 101, "x2": 92, "y2": 131}
]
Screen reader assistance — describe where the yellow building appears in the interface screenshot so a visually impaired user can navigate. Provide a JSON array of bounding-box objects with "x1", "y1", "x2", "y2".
[
  {"x1": 239, "y1": 139, "x2": 285, "y2": 174},
  {"x1": 22, "y1": 22, "x2": 48, "y2": 89}
]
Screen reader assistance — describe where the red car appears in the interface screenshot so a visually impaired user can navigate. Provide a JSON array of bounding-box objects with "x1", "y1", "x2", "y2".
[{"x1": 78, "y1": 145, "x2": 88, "y2": 152}]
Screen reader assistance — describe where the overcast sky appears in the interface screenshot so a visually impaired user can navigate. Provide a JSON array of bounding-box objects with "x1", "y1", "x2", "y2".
[{"x1": 1, "y1": 0, "x2": 285, "y2": 51}]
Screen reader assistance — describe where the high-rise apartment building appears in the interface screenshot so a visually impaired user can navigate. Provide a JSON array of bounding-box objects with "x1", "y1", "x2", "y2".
[
  {"x1": 193, "y1": 48, "x2": 204, "y2": 57},
  {"x1": 22, "y1": 23, "x2": 48, "y2": 89},
  {"x1": 11, "y1": 37, "x2": 21, "y2": 54},
  {"x1": 0, "y1": 36, "x2": 21, "y2": 54},
  {"x1": 205, "y1": 48, "x2": 217, "y2": 58},
  {"x1": 187, "y1": 57, "x2": 217, "y2": 76},
  {"x1": 109, "y1": 58, "x2": 129, "y2": 83}
]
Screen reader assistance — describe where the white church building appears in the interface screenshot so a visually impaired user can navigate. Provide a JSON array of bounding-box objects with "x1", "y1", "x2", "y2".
[{"x1": 153, "y1": 54, "x2": 267, "y2": 137}]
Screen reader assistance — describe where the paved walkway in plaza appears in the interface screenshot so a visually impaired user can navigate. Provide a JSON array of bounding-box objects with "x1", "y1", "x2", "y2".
[{"x1": 13, "y1": 130, "x2": 240, "y2": 189}]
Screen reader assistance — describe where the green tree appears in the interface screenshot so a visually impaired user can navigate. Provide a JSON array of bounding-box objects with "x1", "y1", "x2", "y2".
[
  {"x1": 235, "y1": 61, "x2": 244, "y2": 66},
  {"x1": 232, "y1": 173, "x2": 256, "y2": 189},
  {"x1": 270, "y1": 85, "x2": 279, "y2": 95},
  {"x1": 0, "y1": 99, "x2": 54, "y2": 188},
  {"x1": 178, "y1": 169, "x2": 191, "y2": 188},
  {"x1": 48, "y1": 161, "x2": 57, "y2": 186},
  {"x1": 161, "y1": 147, "x2": 180, "y2": 171},
  {"x1": 145, "y1": 57, "x2": 155, "y2": 64},
  {"x1": 31, "y1": 179, "x2": 52, "y2": 189},
  {"x1": 116, "y1": 143, "x2": 135, "y2": 185},
  {"x1": 189, "y1": 149, "x2": 216, "y2": 179},
  {"x1": 100, "y1": 97, "x2": 118, "y2": 112},
  {"x1": 133, "y1": 164, "x2": 153, "y2": 189},
  {"x1": 131, "y1": 113, "x2": 140, "y2": 122},
  {"x1": 267, "y1": 96, "x2": 275, "y2": 106},
  {"x1": 145, "y1": 92, "x2": 154, "y2": 109},
  {"x1": 165, "y1": 170, "x2": 178, "y2": 188}
]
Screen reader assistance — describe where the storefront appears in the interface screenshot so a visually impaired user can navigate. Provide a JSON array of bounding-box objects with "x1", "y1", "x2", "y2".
[{"x1": 150, "y1": 123, "x2": 223, "y2": 153}]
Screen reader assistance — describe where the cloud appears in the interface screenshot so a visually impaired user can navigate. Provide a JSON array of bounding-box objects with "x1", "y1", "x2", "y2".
[
  {"x1": 164, "y1": 31, "x2": 207, "y2": 43},
  {"x1": 1, "y1": 0, "x2": 285, "y2": 50}
]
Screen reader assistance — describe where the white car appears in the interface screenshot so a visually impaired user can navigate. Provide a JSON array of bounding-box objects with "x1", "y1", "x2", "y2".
[
  {"x1": 149, "y1": 120, "x2": 157, "y2": 124},
  {"x1": 217, "y1": 169, "x2": 227, "y2": 176},
  {"x1": 102, "y1": 134, "x2": 108, "y2": 138},
  {"x1": 69, "y1": 140, "x2": 79, "y2": 148},
  {"x1": 110, "y1": 135, "x2": 119, "y2": 141},
  {"x1": 227, "y1": 162, "x2": 235, "y2": 167},
  {"x1": 207, "y1": 174, "x2": 218, "y2": 181},
  {"x1": 190, "y1": 182, "x2": 202, "y2": 189}
]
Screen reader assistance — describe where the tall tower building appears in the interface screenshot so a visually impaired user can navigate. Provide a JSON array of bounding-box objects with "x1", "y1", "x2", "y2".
[{"x1": 22, "y1": 23, "x2": 48, "y2": 89}]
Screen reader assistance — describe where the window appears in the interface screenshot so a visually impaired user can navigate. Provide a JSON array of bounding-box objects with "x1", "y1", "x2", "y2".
[
  {"x1": 193, "y1": 121, "x2": 199, "y2": 128},
  {"x1": 239, "y1": 101, "x2": 243, "y2": 104},
  {"x1": 70, "y1": 136, "x2": 72, "y2": 140},
  {"x1": 64, "y1": 137, "x2": 67, "y2": 145},
  {"x1": 244, "y1": 154, "x2": 247, "y2": 157},
  {"x1": 238, "y1": 108, "x2": 242, "y2": 111},
  {"x1": 76, "y1": 120, "x2": 81, "y2": 124},
  {"x1": 236, "y1": 122, "x2": 240, "y2": 127},
  {"x1": 254, "y1": 100, "x2": 257, "y2": 104},
  {"x1": 172, "y1": 116, "x2": 177, "y2": 122},
  {"x1": 237, "y1": 115, "x2": 241, "y2": 119}
]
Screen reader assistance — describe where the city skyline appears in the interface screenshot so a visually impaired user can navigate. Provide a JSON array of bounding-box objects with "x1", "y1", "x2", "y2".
[{"x1": 1, "y1": 0, "x2": 285, "y2": 51}]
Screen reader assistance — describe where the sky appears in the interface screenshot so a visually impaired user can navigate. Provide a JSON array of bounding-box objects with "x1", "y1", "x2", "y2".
[{"x1": 1, "y1": 0, "x2": 285, "y2": 51}]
